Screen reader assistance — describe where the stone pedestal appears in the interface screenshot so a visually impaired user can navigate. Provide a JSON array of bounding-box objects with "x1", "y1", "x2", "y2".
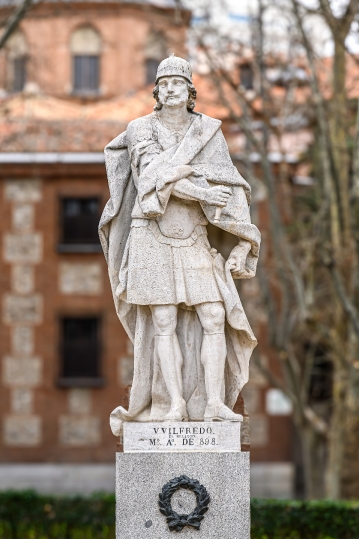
[{"x1": 116, "y1": 422, "x2": 250, "y2": 538}]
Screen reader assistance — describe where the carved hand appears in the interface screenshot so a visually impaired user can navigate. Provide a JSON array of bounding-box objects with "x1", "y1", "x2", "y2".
[
  {"x1": 204, "y1": 186, "x2": 232, "y2": 207},
  {"x1": 227, "y1": 241, "x2": 252, "y2": 276}
]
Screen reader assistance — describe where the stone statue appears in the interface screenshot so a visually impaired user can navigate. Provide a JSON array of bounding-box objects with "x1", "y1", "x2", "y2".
[{"x1": 99, "y1": 55, "x2": 261, "y2": 435}]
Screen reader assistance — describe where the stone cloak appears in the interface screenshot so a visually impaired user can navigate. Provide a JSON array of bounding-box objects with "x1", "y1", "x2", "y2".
[{"x1": 99, "y1": 113, "x2": 261, "y2": 435}]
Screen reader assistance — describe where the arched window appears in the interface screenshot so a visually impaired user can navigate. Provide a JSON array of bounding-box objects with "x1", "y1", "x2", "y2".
[
  {"x1": 70, "y1": 26, "x2": 101, "y2": 94},
  {"x1": 144, "y1": 32, "x2": 167, "y2": 85},
  {"x1": 6, "y1": 30, "x2": 28, "y2": 92}
]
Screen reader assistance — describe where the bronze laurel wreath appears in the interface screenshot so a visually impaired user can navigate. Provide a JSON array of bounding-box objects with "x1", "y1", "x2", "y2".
[{"x1": 158, "y1": 475, "x2": 210, "y2": 532}]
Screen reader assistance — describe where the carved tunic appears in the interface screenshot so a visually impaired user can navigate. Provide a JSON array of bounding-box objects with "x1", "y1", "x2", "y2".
[{"x1": 121, "y1": 114, "x2": 222, "y2": 306}]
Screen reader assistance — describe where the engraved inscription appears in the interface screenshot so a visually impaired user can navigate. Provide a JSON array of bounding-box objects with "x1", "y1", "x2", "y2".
[{"x1": 123, "y1": 422, "x2": 241, "y2": 452}]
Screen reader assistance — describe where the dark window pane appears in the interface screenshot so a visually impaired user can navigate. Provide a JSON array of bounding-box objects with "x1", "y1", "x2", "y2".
[
  {"x1": 61, "y1": 317, "x2": 100, "y2": 378},
  {"x1": 145, "y1": 58, "x2": 160, "y2": 85},
  {"x1": 73, "y1": 55, "x2": 99, "y2": 92},
  {"x1": 61, "y1": 197, "x2": 100, "y2": 245},
  {"x1": 239, "y1": 64, "x2": 254, "y2": 90},
  {"x1": 13, "y1": 56, "x2": 27, "y2": 92}
]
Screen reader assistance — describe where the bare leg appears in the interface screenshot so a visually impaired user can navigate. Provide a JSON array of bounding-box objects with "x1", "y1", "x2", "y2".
[
  {"x1": 151, "y1": 304, "x2": 187, "y2": 420},
  {"x1": 195, "y1": 302, "x2": 242, "y2": 421}
]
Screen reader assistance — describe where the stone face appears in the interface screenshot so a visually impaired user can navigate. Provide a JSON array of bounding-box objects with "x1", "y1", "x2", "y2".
[
  {"x1": 3, "y1": 415, "x2": 41, "y2": 446},
  {"x1": 12, "y1": 265, "x2": 35, "y2": 295},
  {"x1": 11, "y1": 326, "x2": 34, "y2": 356},
  {"x1": 3, "y1": 295, "x2": 43, "y2": 325},
  {"x1": 12, "y1": 204, "x2": 35, "y2": 231},
  {"x1": 59, "y1": 416, "x2": 101, "y2": 446},
  {"x1": 4, "y1": 233, "x2": 42, "y2": 264},
  {"x1": 123, "y1": 422, "x2": 242, "y2": 452},
  {"x1": 11, "y1": 388, "x2": 34, "y2": 414},
  {"x1": 2, "y1": 356, "x2": 42, "y2": 387},
  {"x1": 68, "y1": 389, "x2": 92, "y2": 415},
  {"x1": 116, "y1": 452, "x2": 250, "y2": 539},
  {"x1": 59, "y1": 262, "x2": 102, "y2": 295},
  {"x1": 4, "y1": 179, "x2": 42, "y2": 203}
]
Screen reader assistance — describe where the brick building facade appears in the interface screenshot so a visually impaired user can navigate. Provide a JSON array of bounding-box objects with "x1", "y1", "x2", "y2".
[{"x1": 0, "y1": 0, "x2": 295, "y2": 497}]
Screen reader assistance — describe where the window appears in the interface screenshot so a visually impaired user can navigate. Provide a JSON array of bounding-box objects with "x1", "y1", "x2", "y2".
[
  {"x1": 70, "y1": 26, "x2": 101, "y2": 94},
  {"x1": 239, "y1": 64, "x2": 254, "y2": 90},
  {"x1": 144, "y1": 31, "x2": 167, "y2": 85},
  {"x1": 58, "y1": 317, "x2": 103, "y2": 387},
  {"x1": 59, "y1": 197, "x2": 101, "y2": 253},
  {"x1": 73, "y1": 55, "x2": 99, "y2": 92},
  {"x1": 6, "y1": 31, "x2": 27, "y2": 92},
  {"x1": 13, "y1": 56, "x2": 27, "y2": 92}
]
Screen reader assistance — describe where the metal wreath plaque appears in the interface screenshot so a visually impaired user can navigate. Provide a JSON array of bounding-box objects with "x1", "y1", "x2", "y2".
[{"x1": 158, "y1": 475, "x2": 210, "y2": 532}]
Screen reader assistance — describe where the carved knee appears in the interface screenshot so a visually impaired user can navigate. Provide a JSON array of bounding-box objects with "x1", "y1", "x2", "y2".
[
  {"x1": 151, "y1": 305, "x2": 178, "y2": 335},
  {"x1": 198, "y1": 303, "x2": 225, "y2": 334}
]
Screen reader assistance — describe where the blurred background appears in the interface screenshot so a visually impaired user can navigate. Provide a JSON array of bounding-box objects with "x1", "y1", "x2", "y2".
[{"x1": 0, "y1": 0, "x2": 359, "y2": 506}]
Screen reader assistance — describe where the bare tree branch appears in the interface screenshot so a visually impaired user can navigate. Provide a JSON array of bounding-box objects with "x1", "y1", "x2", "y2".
[
  {"x1": 0, "y1": 0, "x2": 34, "y2": 50},
  {"x1": 327, "y1": 261, "x2": 359, "y2": 340}
]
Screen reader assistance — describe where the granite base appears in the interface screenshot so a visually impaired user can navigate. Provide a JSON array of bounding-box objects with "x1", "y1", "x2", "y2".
[{"x1": 116, "y1": 451, "x2": 250, "y2": 538}]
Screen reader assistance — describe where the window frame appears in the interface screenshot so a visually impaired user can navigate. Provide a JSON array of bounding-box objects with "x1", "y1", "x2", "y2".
[
  {"x1": 57, "y1": 314, "x2": 105, "y2": 388},
  {"x1": 12, "y1": 55, "x2": 27, "y2": 93},
  {"x1": 72, "y1": 54, "x2": 100, "y2": 96},
  {"x1": 57, "y1": 195, "x2": 102, "y2": 254}
]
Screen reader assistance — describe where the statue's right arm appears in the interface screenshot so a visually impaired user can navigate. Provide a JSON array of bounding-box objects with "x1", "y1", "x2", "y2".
[{"x1": 172, "y1": 178, "x2": 232, "y2": 207}]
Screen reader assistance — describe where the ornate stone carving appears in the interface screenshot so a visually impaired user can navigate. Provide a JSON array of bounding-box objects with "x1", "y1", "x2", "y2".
[{"x1": 99, "y1": 56, "x2": 261, "y2": 434}]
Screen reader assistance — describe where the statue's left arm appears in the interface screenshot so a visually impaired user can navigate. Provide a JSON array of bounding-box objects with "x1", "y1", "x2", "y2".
[{"x1": 171, "y1": 128, "x2": 261, "y2": 279}]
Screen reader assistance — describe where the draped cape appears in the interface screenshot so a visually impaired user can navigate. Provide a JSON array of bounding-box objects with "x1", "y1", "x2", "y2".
[{"x1": 98, "y1": 112, "x2": 261, "y2": 435}]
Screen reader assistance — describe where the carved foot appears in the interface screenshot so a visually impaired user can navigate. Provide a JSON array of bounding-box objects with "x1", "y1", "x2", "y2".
[
  {"x1": 164, "y1": 401, "x2": 188, "y2": 421},
  {"x1": 204, "y1": 403, "x2": 243, "y2": 422}
]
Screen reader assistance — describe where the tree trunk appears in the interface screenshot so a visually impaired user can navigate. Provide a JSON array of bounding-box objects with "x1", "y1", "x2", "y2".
[
  {"x1": 326, "y1": 355, "x2": 346, "y2": 498},
  {"x1": 299, "y1": 424, "x2": 326, "y2": 499}
]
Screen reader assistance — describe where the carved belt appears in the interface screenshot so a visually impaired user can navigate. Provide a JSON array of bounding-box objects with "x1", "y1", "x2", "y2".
[{"x1": 131, "y1": 219, "x2": 207, "y2": 248}]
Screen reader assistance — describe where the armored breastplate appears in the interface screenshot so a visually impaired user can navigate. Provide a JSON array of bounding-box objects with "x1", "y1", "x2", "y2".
[{"x1": 156, "y1": 196, "x2": 208, "y2": 239}]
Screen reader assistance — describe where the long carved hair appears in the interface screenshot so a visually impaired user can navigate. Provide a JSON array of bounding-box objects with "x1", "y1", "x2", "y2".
[{"x1": 152, "y1": 82, "x2": 197, "y2": 111}]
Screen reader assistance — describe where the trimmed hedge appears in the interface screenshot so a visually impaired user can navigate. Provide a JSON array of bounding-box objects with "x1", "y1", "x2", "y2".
[
  {"x1": 0, "y1": 491, "x2": 358, "y2": 538},
  {"x1": 251, "y1": 499, "x2": 359, "y2": 539},
  {"x1": 0, "y1": 491, "x2": 115, "y2": 539}
]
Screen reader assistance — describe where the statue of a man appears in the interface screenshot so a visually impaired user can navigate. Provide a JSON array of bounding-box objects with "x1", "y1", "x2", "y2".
[{"x1": 99, "y1": 55, "x2": 261, "y2": 434}]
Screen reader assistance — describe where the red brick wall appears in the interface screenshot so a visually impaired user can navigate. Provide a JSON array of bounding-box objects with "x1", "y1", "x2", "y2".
[
  {"x1": 0, "y1": 164, "x2": 130, "y2": 462},
  {"x1": 0, "y1": 2, "x2": 189, "y2": 98}
]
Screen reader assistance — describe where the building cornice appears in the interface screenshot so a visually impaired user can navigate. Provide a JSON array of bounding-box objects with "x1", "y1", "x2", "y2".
[{"x1": 0, "y1": 152, "x2": 105, "y2": 163}]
